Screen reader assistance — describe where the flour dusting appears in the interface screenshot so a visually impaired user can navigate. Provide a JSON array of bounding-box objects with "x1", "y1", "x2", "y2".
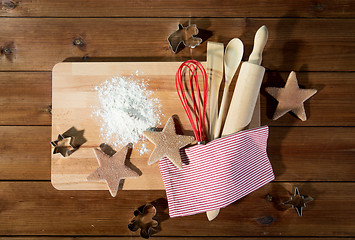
[{"x1": 92, "y1": 74, "x2": 161, "y2": 153}]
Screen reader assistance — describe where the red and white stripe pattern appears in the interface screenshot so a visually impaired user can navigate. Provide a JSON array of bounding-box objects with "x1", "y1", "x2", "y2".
[{"x1": 159, "y1": 126, "x2": 274, "y2": 218}]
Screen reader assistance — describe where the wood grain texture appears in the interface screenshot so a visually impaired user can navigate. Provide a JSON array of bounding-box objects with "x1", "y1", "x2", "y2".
[
  {"x1": 0, "y1": 18, "x2": 355, "y2": 71},
  {"x1": 268, "y1": 127, "x2": 355, "y2": 181},
  {"x1": 0, "y1": 72, "x2": 51, "y2": 126},
  {"x1": 0, "y1": 126, "x2": 51, "y2": 180},
  {"x1": 1, "y1": 0, "x2": 354, "y2": 18},
  {"x1": 262, "y1": 71, "x2": 355, "y2": 126},
  {"x1": 0, "y1": 238, "x2": 73, "y2": 240},
  {"x1": 0, "y1": 238, "x2": 352, "y2": 240},
  {"x1": 1, "y1": 71, "x2": 353, "y2": 127},
  {"x1": 1, "y1": 126, "x2": 354, "y2": 181},
  {"x1": 50, "y1": 62, "x2": 259, "y2": 190},
  {"x1": 0, "y1": 181, "x2": 353, "y2": 236},
  {"x1": 76, "y1": 238, "x2": 355, "y2": 240}
]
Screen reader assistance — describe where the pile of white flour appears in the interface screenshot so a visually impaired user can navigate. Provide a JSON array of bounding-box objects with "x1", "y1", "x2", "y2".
[{"x1": 92, "y1": 74, "x2": 161, "y2": 153}]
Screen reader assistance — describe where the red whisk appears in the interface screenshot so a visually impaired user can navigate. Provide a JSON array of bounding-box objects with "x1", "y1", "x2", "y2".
[{"x1": 175, "y1": 60, "x2": 208, "y2": 143}]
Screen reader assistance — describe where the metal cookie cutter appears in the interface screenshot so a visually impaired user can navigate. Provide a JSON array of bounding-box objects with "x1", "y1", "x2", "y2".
[
  {"x1": 51, "y1": 127, "x2": 87, "y2": 157},
  {"x1": 128, "y1": 203, "x2": 159, "y2": 239},
  {"x1": 283, "y1": 187, "x2": 314, "y2": 216},
  {"x1": 50, "y1": 134, "x2": 76, "y2": 157},
  {"x1": 167, "y1": 24, "x2": 202, "y2": 53}
]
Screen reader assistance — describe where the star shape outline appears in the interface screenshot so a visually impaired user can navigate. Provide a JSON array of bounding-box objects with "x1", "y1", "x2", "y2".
[
  {"x1": 143, "y1": 116, "x2": 195, "y2": 169},
  {"x1": 266, "y1": 71, "x2": 317, "y2": 121},
  {"x1": 50, "y1": 134, "x2": 76, "y2": 157},
  {"x1": 283, "y1": 187, "x2": 314, "y2": 216},
  {"x1": 87, "y1": 145, "x2": 139, "y2": 197}
]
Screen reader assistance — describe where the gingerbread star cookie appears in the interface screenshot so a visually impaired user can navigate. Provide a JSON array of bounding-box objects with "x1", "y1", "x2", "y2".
[
  {"x1": 143, "y1": 116, "x2": 195, "y2": 169},
  {"x1": 266, "y1": 71, "x2": 317, "y2": 121},
  {"x1": 87, "y1": 145, "x2": 139, "y2": 197}
]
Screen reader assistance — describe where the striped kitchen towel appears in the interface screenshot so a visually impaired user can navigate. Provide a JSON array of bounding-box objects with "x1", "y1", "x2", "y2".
[{"x1": 159, "y1": 125, "x2": 274, "y2": 218}]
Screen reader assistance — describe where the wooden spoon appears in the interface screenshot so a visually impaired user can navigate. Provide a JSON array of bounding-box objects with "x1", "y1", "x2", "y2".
[{"x1": 213, "y1": 38, "x2": 244, "y2": 139}]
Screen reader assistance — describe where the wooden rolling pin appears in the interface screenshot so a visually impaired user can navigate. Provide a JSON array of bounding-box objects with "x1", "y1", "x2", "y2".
[{"x1": 222, "y1": 25, "x2": 268, "y2": 137}]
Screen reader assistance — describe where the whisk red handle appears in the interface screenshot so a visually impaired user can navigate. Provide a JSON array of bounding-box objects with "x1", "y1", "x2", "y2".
[{"x1": 175, "y1": 60, "x2": 208, "y2": 143}]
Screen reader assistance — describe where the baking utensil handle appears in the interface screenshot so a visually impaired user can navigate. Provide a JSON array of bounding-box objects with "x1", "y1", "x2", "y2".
[
  {"x1": 248, "y1": 25, "x2": 268, "y2": 66},
  {"x1": 207, "y1": 42, "x2": 224, "y2": 140},
  {"x1": 209, "y1": 86, "x2": 219, "y2": 138},
  {"x1": 213, "y1": 86, "x2": 230, "y2": 139},
  {"x1": 222, "y1": 62, "x2": 265, "y2": 136},
  {"x1": 207, "y1": 209, "x2": 220, "y2": 221}
]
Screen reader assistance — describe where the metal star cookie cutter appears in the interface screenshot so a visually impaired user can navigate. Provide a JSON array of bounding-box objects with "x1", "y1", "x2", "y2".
[
  {"x1": 167, "y1": 24, "x2": 202, "y2": 53},
  {"x1": 128, "y1": 203, "x2": 159, "y2": 239},
  {"x1": 50, "y1": 134, "x2": 76, "y2": 157},
  {"x1": 51, "y1": 127, "x2": 87, "y2": 157},
  {"x1": 283, "y1": 187, "x2": 314, "y2": 216}
]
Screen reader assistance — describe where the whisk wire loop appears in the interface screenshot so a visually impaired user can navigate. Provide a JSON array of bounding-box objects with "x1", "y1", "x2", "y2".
[{"x1": 175, "y1": 60, "x2": 208, "y2": 143}]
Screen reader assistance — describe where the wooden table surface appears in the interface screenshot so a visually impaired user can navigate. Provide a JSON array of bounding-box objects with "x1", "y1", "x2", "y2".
[{"x1": 1, "y1": 0, "x2": 354, "y2": 239}]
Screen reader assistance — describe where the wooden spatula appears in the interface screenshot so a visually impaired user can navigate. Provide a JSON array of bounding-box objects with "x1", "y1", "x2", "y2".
[
  {"x1": 206, "y1": 41, "x2": 224, "y2": 221},
  {"x1": 206, "y1": 38, "x2": 244, "y2": 222},
  {"x1": 206, "y1": 41, "x2": 224, "y2": 140}
]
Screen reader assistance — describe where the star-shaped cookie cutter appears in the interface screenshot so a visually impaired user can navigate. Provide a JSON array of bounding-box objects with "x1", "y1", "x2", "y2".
[
  {"x1": 128, "y1": 203, "x2": 159, "y2": 239},
  {"x1": 283, "y1": 187, "x2": 314, "y2": 216},
  {"x1": 50, "y1": 134, "x2": 76, "y2": 157},
  {"x1": 51, "y1": 127, "x2": 87, "y2": 157}
]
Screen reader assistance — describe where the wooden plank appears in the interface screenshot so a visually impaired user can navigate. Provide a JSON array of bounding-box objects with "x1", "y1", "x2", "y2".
[
  {"x1": 1, "y1": 126, "x2": 354, "y2": 181},
  {"x1": 0, "y1": 18, "x2": 355, "y2": 71},
  {"x1": 1, "y1": 0, "x2": 354, "y2": 18},
  {"x1": 0, "y1": 126, "x2": 51, "y2": 180},
  {"x1": 0, "y1": 72, "x2": 51, "y2": 126},
  {"x1": 262, "y1": 71, "x2": 355, "y2": 126},
  {"x1": 268, "y1": 127, "x2": 355, "y2": 181},
  {"x1": 0, "y1": 71, "x2": 354, "y2": 127},
  {"x1": 0, "y1": 181, "x2": 353, "y2": 236},
  {"x1": 0, "y1": 238, "x2": 72, "y2": 240},
  {"x1": 0, "y1": 238, "x2": 352, "y2": 240},
  {"x1": 1, "y1": 238, "x2": 350, "y2": 240}
]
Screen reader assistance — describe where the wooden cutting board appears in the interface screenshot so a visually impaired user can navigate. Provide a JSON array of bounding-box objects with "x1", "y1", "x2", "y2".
[{"x1": 51, "y1": 62, "x2": 260, "y2": 191}]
